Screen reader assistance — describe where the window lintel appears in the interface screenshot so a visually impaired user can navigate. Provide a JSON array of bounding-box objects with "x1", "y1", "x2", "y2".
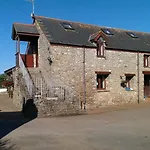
[
  {"x1": 95, "y1": 71, "x2": 111, "y2": 75},
  {"x1": 125, "y1": 74, "x2": 135, "y2": 76}
]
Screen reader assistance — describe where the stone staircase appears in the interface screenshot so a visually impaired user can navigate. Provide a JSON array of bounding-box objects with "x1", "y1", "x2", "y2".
[{"x1": 26, "y1": 67, "x2": 80, "y2": 117}]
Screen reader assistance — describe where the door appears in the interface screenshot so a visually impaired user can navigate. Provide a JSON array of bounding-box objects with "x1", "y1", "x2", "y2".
[{"x1": 144, "y1": 75, "x2": 150, "y2": 97}]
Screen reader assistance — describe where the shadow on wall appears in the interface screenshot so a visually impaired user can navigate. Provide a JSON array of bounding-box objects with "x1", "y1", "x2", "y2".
[
  {"x1": 0, "y1": 139, "x2": 18, "y2": 150},
  {"x1": 0, "y1": 99, "x2": 38, "y2": 139}
]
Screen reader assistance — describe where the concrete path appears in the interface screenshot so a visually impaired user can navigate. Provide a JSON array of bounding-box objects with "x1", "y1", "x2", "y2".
[
  {"x1": 0, "y1": 93, "x2": 30, "y2": 150},
  {"x1": 2, "y1": 101, "x2": 150, "y2": 150}
]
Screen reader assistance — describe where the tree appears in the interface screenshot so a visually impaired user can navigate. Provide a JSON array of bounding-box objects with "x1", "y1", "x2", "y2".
[{"x1": 0, "y1": 74, "x2": 6, "y2": 88}]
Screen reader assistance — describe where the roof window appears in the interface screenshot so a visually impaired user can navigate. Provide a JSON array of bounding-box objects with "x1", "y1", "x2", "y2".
[
  {"x1": 126, "y1": 32, "x2": 138, "y2": 38},
  {"x1": 61, "y1": 22, "x2": 74, "y2": 30},
  {"x1": 101, "y1": 28, "x2": 113, "y2": 35}
]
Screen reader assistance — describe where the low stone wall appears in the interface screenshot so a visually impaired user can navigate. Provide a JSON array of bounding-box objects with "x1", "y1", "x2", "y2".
[
  {"x1": 12, "y1": 69, "x2": 30, "y2": 110},
  {"x1": 35, "y1": 97, "x2": 79, "y2": 117}
]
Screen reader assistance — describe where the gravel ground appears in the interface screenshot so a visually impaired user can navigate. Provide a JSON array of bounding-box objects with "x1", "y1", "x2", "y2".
[{"x1": 1, "y1": 94, "x2": 150, "y2": 150}]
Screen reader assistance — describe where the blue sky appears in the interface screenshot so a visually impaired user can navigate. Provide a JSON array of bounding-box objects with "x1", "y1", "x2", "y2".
[{"x1": 1, "y1": 0, "x2": 150, "y2": 73}]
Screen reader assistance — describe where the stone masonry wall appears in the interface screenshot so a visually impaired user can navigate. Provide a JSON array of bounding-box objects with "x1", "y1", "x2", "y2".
[
  {"x1": 49, "y1": 45, "x2": 145, "y2": 109},
  {"x1": 12, "y1": 68, "x2": 30, "y2": 110},
  {"x1": 39, "y1": 43, "x2": 150, "y2": 109},
  {"x1": 35, "y1": 21, "x2": 150, "y2": 110},
  {"x1": 35, "y1": 21, "x2": 80, "y2": 116}
]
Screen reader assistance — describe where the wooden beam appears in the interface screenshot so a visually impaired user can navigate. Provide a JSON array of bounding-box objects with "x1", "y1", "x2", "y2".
[
  {"x1": 95, "y1": 71, "x2": 111, "y2": 75},
  {"x1": 142, "y1": 71, "x2": 150, "y2": 75}
]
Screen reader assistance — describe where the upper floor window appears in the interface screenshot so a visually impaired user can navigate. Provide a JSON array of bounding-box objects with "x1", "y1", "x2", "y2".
[
  {"x1": 97, "y1": 37, "x2": 105, "y2": 57},
  {"x1": 144, "y1": 55, "x2": 150, "y2": 67},
  {"x1": 97, "y1": 43, "x2": 105, "y2": 57}
]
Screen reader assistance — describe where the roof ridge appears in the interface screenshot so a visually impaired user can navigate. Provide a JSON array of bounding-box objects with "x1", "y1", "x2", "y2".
[
  {"x1": 35, "y1": 15, "x2": 103, "y2": 28},
  {"x1": 13, "y1": 22, "x2": 34, "y2": 26}
]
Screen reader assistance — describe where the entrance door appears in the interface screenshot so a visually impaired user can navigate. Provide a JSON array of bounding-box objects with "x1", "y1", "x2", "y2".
[{"x1": 144, "y1": 75, "x2": 150, "y2": 97}]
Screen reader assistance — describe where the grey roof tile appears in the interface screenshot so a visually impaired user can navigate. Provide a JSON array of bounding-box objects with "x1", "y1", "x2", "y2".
[
  {"x1": 12, "y1": 23, "x2": 39, "y2": 40},
  {"x1": 35, "y1": 16, "x2": 150, "y2": 52}
]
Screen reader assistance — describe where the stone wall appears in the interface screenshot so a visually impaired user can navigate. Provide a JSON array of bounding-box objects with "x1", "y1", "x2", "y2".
[
  {"x1": 12, "y1": 68, "x2": 30, "y2": 109},
  {"x1": 38, "y1": 44, "x2": 150, "y2": 109},
  {"x1": 33, "y1": 21, "x2": 80, "y2": 116},
  {"x1": 35, "y1": 21, "x2": 150, "y2": 111}
]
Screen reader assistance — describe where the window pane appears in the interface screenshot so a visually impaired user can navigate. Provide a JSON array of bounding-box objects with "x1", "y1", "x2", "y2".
[
  {"x1": 100, "y1": 45, "x2": 104, "y2": 56},
  {"x1": 97, "y1": 43, "x2": 104, "y2": 57},
  {"x1": 145, "y1": 56, "x2": 148, "y2": 67},
  {"x1": 126, "y1": 76, "x2": 133, "y2": 88},
  {"x1": 97, "y1": 74, "x2": 107, "y2": 89},
  {"x1": 148, "y1": 56, "x2": 150, "y2": 67}
]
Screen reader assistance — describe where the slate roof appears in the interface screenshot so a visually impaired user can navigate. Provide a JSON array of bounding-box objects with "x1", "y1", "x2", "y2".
[
  {"x1": 12, "y1": 23, "x2": 39, "y2": 40},
  {"x1": 35, "y1": 16, "x2": 150, "y2": 52}
]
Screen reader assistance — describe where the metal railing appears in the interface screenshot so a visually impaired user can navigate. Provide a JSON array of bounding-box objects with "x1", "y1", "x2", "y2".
[
  {"x1": 19, "y1": 54, "x2": 35, "y2": 97},
  {"x1": 18, "y1": 53, "x2": 79, "y2": 105},
  {"x1": 33, "y1": 76, "x2": 78, "y2": 103}
]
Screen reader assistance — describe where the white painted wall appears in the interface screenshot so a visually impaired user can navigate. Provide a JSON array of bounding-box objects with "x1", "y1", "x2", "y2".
[{"x1": 0, "y1": 88, "x2": 7, "y2": 93}]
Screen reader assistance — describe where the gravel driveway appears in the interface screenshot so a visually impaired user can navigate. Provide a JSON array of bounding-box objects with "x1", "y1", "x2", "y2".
[{"x1": 1, "y1": 93, "x2": 150, "y2": 150}]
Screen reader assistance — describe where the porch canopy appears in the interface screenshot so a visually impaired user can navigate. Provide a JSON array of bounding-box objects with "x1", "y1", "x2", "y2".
[
  {"x1": 4, "y1": 66, "x2": 16, "y2": 76},
  {"x1": 12, "y1": 23, "x2": 39, "y2": 41}
]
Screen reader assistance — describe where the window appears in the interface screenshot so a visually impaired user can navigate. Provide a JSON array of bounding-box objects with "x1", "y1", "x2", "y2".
[
  {"x1": 97, "y1": 37, "x2": 105, "y2": 57},
  {"x1": 125, "y1": 74, "x2": 135, "y2": 90},
  {"x1": 97, "y1": 43, "x2": 105, "y2": 57},
  {"x1": 96, "y1": 72, "x2": 111, "y2": 90},
  {"x1": 144, "y1": 55, "x2": 150, "y2": 67},
  {"x1": 61, "y1": 22, "x2": 74, "y2": 30},
  {"x1": 101, "y1": 28, "x2": 113, "y2": 35},
  {"x1": 126, "y1": 32, "x2": 138, "y2": 38},
  {"x1": 126, "y1": 76, "x2": 132, "y2": 88}
]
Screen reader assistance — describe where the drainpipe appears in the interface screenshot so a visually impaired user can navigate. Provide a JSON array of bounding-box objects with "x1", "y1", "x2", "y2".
[
  {"x1": 83, "y1": 46, "x2": 86, "y2": 110},
  {"x1": 137, "y1": 50, "x2": 140, "y2": 103},
  {"x1": 16, "y1": 36, "x2": 20, "y2": 68}
]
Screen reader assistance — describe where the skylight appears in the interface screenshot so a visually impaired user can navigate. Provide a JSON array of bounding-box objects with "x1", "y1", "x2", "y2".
[
  {"x1": 101, "y1": 28, "x2": 113, "y2": 35},
  {"x1": 61, "y1": 22, "x2": 74, "y2": 30},
  {"x1": 126, "y1": 32, "x2": 138, "y2": 38}
]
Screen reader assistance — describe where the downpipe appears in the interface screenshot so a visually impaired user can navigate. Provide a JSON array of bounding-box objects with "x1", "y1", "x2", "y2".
[
  {"x1": 137, "y1": 50, "x2": 140, "y2": 104},
  {"x1": 83, "y1": 46, "x2": 86, "y2": 110}
]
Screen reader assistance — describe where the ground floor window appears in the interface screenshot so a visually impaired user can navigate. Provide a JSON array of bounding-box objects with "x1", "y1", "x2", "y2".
[
  {"x1": 95, "y1": 71, "x2": 111, "y2": 90},
  {"x1": 125, "y1": 74, "x2": 135, "y2": 90}
]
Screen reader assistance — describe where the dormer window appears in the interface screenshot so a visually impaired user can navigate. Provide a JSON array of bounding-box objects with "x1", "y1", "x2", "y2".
[{"x1": 97, "y1": 37, "x2": 105, "y2": 57}]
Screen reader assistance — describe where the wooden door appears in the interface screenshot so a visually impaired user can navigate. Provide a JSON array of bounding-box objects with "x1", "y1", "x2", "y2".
[{"x1": 144, "y1": 75, "x2": 150, "y2": 98}]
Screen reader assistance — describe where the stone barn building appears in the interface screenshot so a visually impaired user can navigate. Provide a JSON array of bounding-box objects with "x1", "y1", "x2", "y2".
[{"x1": 10, "y1": 15, "x2": 150, "y2": 116}]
